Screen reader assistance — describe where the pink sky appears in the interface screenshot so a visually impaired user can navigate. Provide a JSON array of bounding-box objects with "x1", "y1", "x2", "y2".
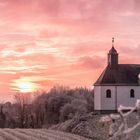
[{"x1": 0, "y1": 0, "x2": 140, "y2": 101}]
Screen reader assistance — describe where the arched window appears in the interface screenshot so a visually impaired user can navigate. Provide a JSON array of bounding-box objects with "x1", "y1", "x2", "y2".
[
  {"x1": 130, "y1": 89, "x2": 135, "y2": 98},
  {"x1": 106, "y1": 89, "x2": 111, "y2": 98}
]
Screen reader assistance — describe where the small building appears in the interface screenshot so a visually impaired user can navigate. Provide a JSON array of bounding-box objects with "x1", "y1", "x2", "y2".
[{"x1": 94, "y1": 38, "x2": 140, "y2": 112}]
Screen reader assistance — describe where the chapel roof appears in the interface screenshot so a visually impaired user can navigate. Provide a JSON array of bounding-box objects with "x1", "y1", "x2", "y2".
[{"x1": 94, "y1": 64, "x2": 140, "y2": 86}]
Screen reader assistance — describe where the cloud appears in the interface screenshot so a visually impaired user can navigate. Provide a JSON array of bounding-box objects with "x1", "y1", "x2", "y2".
[
  {"x1": 0, "y1": 0, "x2": 140, "y2": 101},
  {"x1": 74, "y1": 56, "x2": 105, "y2": 70}
]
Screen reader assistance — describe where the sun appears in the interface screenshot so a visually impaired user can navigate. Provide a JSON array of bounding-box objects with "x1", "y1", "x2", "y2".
[
  {"x1": 12, "y1": 77, "x2": 40, "y2": 93},
  {"x1": 18, "y1": 82, "x2": 34, "y2": 93}
]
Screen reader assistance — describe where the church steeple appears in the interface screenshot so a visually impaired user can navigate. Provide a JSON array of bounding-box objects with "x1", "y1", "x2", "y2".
[{"x1": 108, "y1": 38, "x2": 118, "y2": 69}]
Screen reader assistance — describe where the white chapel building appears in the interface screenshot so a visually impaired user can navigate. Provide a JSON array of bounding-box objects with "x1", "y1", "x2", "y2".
[{"x1": 94, "y1": 39, "x2": 140, "y2": 112}]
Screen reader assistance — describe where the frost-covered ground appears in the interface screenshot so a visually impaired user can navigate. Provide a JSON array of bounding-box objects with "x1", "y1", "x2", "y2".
[
  {"x1": 50, "y1": 113, "x2": 140, "y2": 140},
  {"x1": 0, "y1": 129, "x2": 91, "y2": 140}
]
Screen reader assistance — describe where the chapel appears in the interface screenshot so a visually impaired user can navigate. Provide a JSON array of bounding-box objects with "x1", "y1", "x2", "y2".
[{"x1": 94, "y1": 38, "x2": 140, "y2": 112}]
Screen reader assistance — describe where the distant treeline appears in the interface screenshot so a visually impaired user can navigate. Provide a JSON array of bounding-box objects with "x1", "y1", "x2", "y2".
[{"x1": 0, "y1": 86, "x2": 94, "y2": 129}]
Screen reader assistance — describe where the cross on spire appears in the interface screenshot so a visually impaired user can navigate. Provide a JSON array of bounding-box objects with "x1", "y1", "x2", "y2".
[{"x1": 112, "y1": 37, "x2": 114, "y2": 47}]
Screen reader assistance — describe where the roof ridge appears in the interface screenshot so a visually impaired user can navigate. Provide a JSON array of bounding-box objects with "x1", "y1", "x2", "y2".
[{"x1": 119, "y1": 64, "x2": 140, "y2": 65}]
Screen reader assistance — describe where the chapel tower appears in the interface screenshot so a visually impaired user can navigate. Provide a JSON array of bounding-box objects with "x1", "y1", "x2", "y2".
[{"x1": 108, "y1": 37, "x2": 118, "y2": 69}]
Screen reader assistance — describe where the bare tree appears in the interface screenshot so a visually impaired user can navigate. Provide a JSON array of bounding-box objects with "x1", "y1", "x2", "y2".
[
  {"x1": 0, "y1": 106, "x2": 6, "y2": 128},
  {"x1": 100, "y1": 100, "x2": 140, "y2": 140},
  {"x1": 14, "y1": 92, "x2": 32, "y2": 128}
]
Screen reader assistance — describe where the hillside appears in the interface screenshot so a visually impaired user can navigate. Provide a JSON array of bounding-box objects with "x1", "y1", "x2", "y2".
[{"x1": 50, "y1": 113, "x2": 140, "y2": 140}]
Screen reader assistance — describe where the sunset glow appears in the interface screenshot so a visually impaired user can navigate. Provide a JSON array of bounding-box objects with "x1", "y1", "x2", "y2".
[
  {"x1": 16, "y1": 82, "x2": 35, "y2": 93},
  {"x1": 0, "y1": 0, "x2": 140, "y2": 101}
]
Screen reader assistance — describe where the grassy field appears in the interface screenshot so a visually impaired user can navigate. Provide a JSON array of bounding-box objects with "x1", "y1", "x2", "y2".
[{"x1": 0, "y1": 129, "x2": 91, "y2": 140}]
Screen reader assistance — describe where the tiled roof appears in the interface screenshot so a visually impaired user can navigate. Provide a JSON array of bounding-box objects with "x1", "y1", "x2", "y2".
[{"x1": 94, "y1": 64, "x2": 140, "y2": 85}]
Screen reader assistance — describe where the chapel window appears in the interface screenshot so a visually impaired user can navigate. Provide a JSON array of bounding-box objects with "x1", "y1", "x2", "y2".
[
  {"x1": 130, "y1": 89, "x2": 135, "y2": 98},
  {"x1": 106, "y1": 89, "x2": 111, "y2": 98}
]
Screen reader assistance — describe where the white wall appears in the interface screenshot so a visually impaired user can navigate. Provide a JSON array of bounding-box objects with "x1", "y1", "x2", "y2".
[
  {"x1": 117, "y1": 86, "x2": 140, "y2": 107},
  {"x1": 94, "y1": 85, "x2": 140, "y2": 111},
  {"x1": 94, "y1": 86, "x2": 101, "y2": 110},
  {"x1": 101, "y1": 86, "x2": 116, "y2": 110}
]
